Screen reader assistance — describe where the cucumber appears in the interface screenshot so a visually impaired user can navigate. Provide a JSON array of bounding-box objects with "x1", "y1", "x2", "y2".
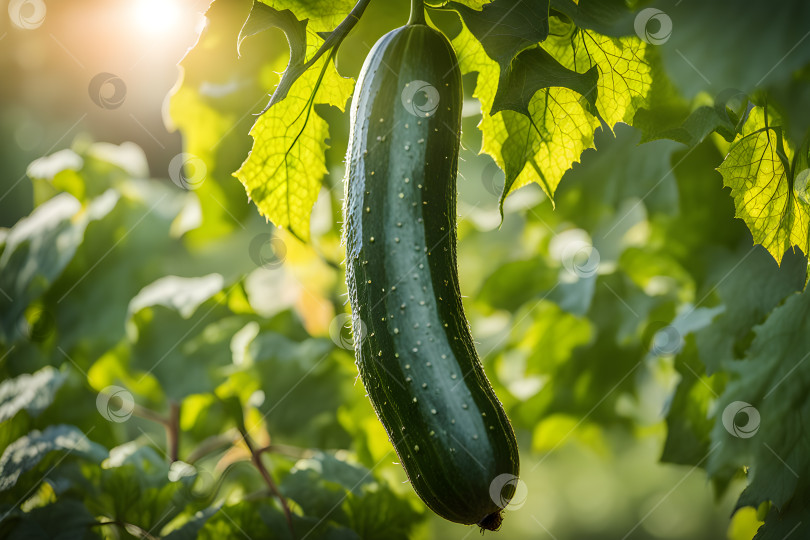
[{"x1": 342, "y1": 16, "x2": 520, "y2": 530}]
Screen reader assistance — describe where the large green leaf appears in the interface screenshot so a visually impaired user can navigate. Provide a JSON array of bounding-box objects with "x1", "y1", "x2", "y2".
[
  {"x1": 447, "y1": 0, "x2": 549, "y2": 71},
  {"x1": 234, "y1": 48, "x2": 353, "y2": 241},
  {"x1": 717, "y1": 107, "x2": 808, "y2": 264},
  {"x1": 452, "y1": 22, "x2": 599, "y2": 206},
  {"x1": 227, "y1": 330, "x2": 354, "y2": 446},
  {"x1": 453, "y1": 11, "x2": 652, "y2": 207},
  {"x1": 0, "y1": 191, "x2": 117, "y2": 343},
  {"x1": 707, "y1": 287, "x2": 810, "y2": 536},
  {"x1": 281, "y1": 452, "x2": 422, "y2": 540},
  {"x1": 0, "y1": 367, "x2": 67, "y2": 423},
  {"x1": 542, "y1": 21, "x2": 651, "y2": 129},
  {"x1": 0, "y1": 425, "x2": 107, "y2": 492},
  {"x1": 694, "y1": 246, "x2": 806, "y2": 373},
  {"x1": 127, "y1": 275, "x2": 256, "y2": 400},
  {"x1": 4, "y1": 499, "x2": 100, "y2": 540},
  {"x1": 232, "y1": 0, "x2": 358, "y2": 241},
  {"x1": 89, "y1": 444, "x2": 195, "y2": 533},
  {"x1": 661, "y1": 337, "x2": 724, "y2": 466}
]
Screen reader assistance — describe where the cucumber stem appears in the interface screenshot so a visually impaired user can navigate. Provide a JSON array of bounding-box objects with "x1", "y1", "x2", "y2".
[{"x1": 408, "y1": 0, "x2": 426, "y2": 25}]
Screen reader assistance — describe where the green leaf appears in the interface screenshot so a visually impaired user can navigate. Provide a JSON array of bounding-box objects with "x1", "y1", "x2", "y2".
[
  {"x1": 656, "y1": 0, "x2": 810, "y2": 100},
  {"x1": 239, "y1": 3, "x2": 304, "y2": 56},
  {"x1": 707, "y1": 287, "x2": 810, "y2": 517},
  {"x1": 169, "y1": 0, "x2": 282, "y2": 245},
  {"x1": 238, "y1": 2, "x2": 308, "y2": 104},
  {"x1": 557, "y1": 124, "x2": 681, "y2": 226},
  {"x1": 447, "y1": 0, "x2": 549, "y2": 71},
  {"x1": 127, "y1": 275, "x2": 256, "y2": 400},
  {"x1": 194, "y1": 499, "x2": 360, "y2": 540},
  {"x1": 636, "y1": 105, "x2": 732, "y2": 148},
  {"x1": 0, "y1": 425, "x2": 107, "y2": 492},
  {"x1": 128, "y1": 274, "x2": 225, "y2": 319},
  {"x1": 281, "y1": 452, "x2": 369, "y2": 521},
  {"x1": 509, "y1": 300, "x2": 593, "y2": 376},
  {"x1": 695, "y1": 246, "x2": 806, "y2": 374},
  {"x1": 634, "y1": 87, "x2": 751, "y2": 148},
  {"x1": 44, "y1": 176, "x2": 187, "y2": 368},
  {"x1": 753, "y1": 490, "x2": 810, "y2": 540},
  {"x1": 549, "y1": 0, "x2": 635, "y2": 36},
  {"x1": 234, "y1": 48, "x2": 353, "y2": 241},
  {"x1": 228, "y1": 331, "x2": 353, "y2": 446},
  {"x1": 91, "y1": 443, "x2": 194, "y2": 532},
  {"x1": 454, "y1": 11, "x2": 652, "y2": 207},
  {"x1": 717, "y1": 107, "x2": 808, "y2": 264},
  {"x1": 542, "y1": 25, "x2": 651, "y2": 129},
  {"x1": 3, "y1": 499, "x2": 100, "y2": 540},
  {"x1": 477, "y1": 256, "x2": 557, "y2": 313},
  {"x1": 163, "y1": 504, "x2": 222, "y2": 540},
  {"x1": 453, "y1": 22, "x2": 600, "y2": 205},
  {"x1": 341, "y1": 483, "x2": 423, "y2": 540},
  {"x1": 491, "y1": 47, "x2": 599, "y2": 117},
  {"x1": 257, "y1": 0, "x2": 354, "y2": 34},
  {"x1": 0, "y1": 191, "x2": 117, "y2": 343},
  {"x1": 281, "y1": 452, "x2": 422, "y2": 539},
  {"x1": 661, "y1": 337, "x2": 724, "y2": 466},
  {"x1": 0, "y1": 366, "x2": 67, "y2": 423}
]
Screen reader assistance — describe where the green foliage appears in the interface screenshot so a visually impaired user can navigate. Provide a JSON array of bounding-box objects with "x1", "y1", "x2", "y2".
[
  {"x1": 3, "y1": 0, "x2": 810, "y2": 538},
  {"x1": 718, "y1": 107, "x2": 808, "y2": 265},
  {"x1": 0, "y1": 141, "x2": 424, "y2": 539}
]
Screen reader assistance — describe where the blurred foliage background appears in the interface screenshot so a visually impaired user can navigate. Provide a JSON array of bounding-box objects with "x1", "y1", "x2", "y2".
[{"x1": 1, "y1": 0, "x2": 809, "y2": 539}]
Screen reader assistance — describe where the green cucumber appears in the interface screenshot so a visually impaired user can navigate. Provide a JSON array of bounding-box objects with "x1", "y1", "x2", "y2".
[{"x1": 342, "y1": 16, "x2": 520, "y2": 530}]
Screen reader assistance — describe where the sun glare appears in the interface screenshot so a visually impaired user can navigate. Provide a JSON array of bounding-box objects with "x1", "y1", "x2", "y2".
[{"x1": 131, "y1": 0, "x2": 182, "y2": 35}]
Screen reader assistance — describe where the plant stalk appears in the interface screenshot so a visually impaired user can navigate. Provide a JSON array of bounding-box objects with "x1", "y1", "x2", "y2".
[{"x1": 408, "y1": 0, "x2": 426, "y2": 25}]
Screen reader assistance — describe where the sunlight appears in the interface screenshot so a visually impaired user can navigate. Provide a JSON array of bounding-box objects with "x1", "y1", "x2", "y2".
[{"x1": 130, "y1": 0, "x2": 182, "y2": 35}]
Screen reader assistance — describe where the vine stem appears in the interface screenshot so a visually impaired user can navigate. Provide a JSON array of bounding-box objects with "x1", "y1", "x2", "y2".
[
  {"x1": 239, "y1": 427, "x2": 295, "y2": 538},
  {"x1": 257, "y1": 443, "x2": 313, "y2": 460},
  {"x1": 409, "y1": 0, "x2": 426, "y2": 25},
  {"x1": 167, "y1": 401, "x2": 180, "y2": 462},
  {"x1": 131, "y1": 403, "x2": 170, "y2": 425}
]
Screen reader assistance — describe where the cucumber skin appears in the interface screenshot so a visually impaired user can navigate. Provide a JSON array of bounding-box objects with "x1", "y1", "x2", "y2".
[{"x1": 343, "y1": 23, "x2": 519, "y2": 527}]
